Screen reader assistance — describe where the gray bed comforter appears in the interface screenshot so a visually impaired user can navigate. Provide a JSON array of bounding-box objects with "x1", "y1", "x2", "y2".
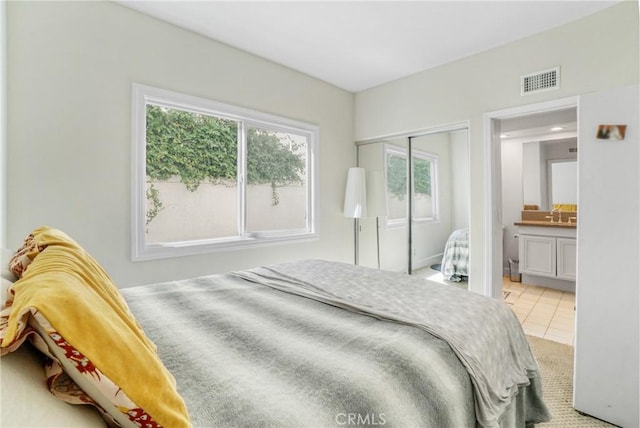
[{"x1": 122, "y1": 260, "x2": 549, "y2": 428}]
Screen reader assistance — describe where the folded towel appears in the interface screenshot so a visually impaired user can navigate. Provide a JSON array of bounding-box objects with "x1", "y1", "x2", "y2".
[{"x1": 552, "y1": 204, "x2": 577, "y2": 211}]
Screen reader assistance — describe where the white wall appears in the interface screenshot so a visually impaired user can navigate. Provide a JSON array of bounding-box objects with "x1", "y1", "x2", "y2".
[
  {"x1": 355, "y1": 1, "x2": 638, "y2": 294},
  {"x1": 574, "y1": 85, "x2": 639, "y2": 428},
  {"x1": 500, "y1": 140, "x2": 523, "y2": 269},
  {"x1": 145, "y1": 182, "x2": 307, "y2": 242},
  {"x1": 521, "y1": 142, "x2": 542, "y2": 208},
  {"x1": 0, "y1": 0, "x2": 6, "y2": 248},
  {"x1": 6, "y1": 1, "x2": 354, "y2": 286},
  {"x1": 450, "y1": 129, "x2": 469, "y2": 231}
]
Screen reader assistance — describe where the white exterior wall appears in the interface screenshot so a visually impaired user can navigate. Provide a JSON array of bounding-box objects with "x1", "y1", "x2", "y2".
[{"x1": 145, "y1": 181, "x2": 307, "y2": 242}]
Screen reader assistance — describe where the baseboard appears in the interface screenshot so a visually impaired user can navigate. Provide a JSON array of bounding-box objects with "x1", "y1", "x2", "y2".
[
  {"x1": 521, "y1": 274, "x2": 575, "y2": 292},
  {"x1": 413, "y1": 253, "x2": 444, "y2": 271}
]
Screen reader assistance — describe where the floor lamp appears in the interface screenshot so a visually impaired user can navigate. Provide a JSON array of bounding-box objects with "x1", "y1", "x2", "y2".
[
  {"x1": 367, "y1": 171, "x2": 386, "y2": 269},
  {"x1": 343, "y1": 167, "x2": 367, "y2": 265}
]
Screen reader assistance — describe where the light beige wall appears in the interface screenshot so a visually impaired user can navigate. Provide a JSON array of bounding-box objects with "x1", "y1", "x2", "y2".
[
  {"x1": 449, "y1": 129, "x2": 469, "y2": 231},
  {"x1": 354, "y1": 1, "x2": 639, "y2": 293},
  {"x1": 0, "y1": 1, "x2": 6, "y2": 248},
  {"x1": 6, "y1": 1, "x2": 354, "y2": 286}
]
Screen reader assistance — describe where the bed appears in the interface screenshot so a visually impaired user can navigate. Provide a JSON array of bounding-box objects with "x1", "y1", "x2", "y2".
[
  {"x1": 1, "y1": 227, "x2": 550, "y2": 428},
  {"x1": 441, "y1": 227, "x2": 470, "y2": 282}
]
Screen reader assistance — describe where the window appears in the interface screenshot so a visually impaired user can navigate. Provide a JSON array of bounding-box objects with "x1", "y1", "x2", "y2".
[
  {"x1": 385, "y1": 145, "x2": 408, "y2": 226},
  {"x1": 411, "y1": 151, "x2": 438, "y2": 222},
  {"x1": 132, "y1": 84, "x2": 318, "y2": 260},
  {"x1": 384, "y1": 145, "x2": 438, "y2": 227}
]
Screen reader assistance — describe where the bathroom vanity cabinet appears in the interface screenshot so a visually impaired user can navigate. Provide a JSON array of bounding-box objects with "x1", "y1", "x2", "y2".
[{"x1": 514, "y1": 222, "x2": 576, "y2": 290}]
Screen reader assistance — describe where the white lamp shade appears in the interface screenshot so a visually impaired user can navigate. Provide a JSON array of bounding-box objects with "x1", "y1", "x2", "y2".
[
  {"x1": 343, "y1": 167, "x2": 367, "y2": 218},
  {"x1": 367, "y1": 170, "x2": 386, "y2": 217}
]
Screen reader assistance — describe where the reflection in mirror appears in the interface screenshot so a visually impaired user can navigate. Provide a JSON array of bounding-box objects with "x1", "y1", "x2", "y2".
[
  {"x1": 550, "y1": 160, "x2": 577, "y2": 208},
  {"x1": 356, "y1": 128, "x2": 469, "y2": 283},
  {"x1": 385, "y1": 144, "x2": 409, "y2": 226},
  {"x1": 358, "y1": 138, "x2": 409, "y2": 273},
  {"x1": 522, "y1": 138, "x2": 577, "y2": 211}
]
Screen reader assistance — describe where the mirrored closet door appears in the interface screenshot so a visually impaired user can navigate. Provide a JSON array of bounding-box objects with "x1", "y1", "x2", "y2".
[{"x1": 356, "y1": 127, "x2": 469, "y2": 280}]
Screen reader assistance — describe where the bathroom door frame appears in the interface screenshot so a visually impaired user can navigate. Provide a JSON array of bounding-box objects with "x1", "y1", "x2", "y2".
[{"x1": 484, "y1": 96, "x2": 578, "y2": 298}]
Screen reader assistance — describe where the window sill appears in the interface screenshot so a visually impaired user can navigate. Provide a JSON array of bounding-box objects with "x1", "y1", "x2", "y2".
[{"x1": 132, "y1": 232, "x2": 319, "y2": 262}]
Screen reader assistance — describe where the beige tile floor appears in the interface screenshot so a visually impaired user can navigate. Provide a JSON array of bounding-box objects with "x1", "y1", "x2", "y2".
[{"x1": 502, "y1": 277, "x2": 575, "y2": 345}]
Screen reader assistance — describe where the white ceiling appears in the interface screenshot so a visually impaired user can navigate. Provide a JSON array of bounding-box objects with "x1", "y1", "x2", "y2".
[
  {"x1": 500, "y1": 107, "x2": 577, "y2": 143},
  {"x1": 118, "y1": 0, "x2": 619, "y2": 92}
]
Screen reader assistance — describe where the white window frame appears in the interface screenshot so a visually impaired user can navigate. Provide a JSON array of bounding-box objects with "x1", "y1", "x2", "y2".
[
  {"x1": 131, "y1": 83, "x2": 319, "y2": 261},
  {"x1": 383, "y1": 145, "x2": 439, "y2": 228},
  {"x1": 411, "y1": 150, "x2": 439, "y2": 223},
  {"x1": 384, "y1": 144, "x2": 409, "y2": 228}
]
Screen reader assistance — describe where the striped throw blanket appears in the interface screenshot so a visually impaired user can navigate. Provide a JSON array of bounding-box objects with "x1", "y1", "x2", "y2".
[
  {"x1": 122, "y1": 260, "x2": 550, "y2": 428},
  {"x1": 441, "y1": 228, "x2": 470, "y2": 281}
]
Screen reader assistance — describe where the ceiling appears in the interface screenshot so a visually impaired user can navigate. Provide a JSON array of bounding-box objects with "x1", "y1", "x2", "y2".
[
  {"x1": 500, "y1": 107, "x2": 577, "y2": 143},
  {"x1": 117, "y1": 0, "x2": 619, "y2": 93}
]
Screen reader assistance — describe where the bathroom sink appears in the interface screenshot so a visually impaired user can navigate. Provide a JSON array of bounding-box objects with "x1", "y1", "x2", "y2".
[{"x1": 514, "y1": 220, "x2": 577, "y2": 228}]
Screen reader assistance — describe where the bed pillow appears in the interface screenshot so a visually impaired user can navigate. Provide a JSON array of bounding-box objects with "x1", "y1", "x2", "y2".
[
  {"x1": 8, "y1": 232, "x2": 42, "y2": 278},
  {"x1": 0, "y1": 226, "x2": 191, "y2": 427}
]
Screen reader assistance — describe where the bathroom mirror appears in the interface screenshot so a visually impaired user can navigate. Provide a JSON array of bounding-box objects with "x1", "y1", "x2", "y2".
[
  {"x1": 522, "y1": 139, "x2": 577, "y2": 210},
  {"x1": 549, "y1": 160, "x2": 577, "y2": 207}
]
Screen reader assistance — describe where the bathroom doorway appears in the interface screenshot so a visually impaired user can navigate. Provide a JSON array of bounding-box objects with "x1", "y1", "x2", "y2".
[
  {"x1": 484, "y1": 96, "x2": 578, "y2": 298},
  {"x1": 499, "y1": 107, "x2": 577, "y2": 284}
]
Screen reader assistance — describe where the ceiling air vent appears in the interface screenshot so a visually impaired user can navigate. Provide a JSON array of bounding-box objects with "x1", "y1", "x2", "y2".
[{"x1": 521, "y1": 67, "x2": 560, "y2": 95}]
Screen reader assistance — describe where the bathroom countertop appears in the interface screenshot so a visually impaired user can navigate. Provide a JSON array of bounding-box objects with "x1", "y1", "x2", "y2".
[{"x1": 514, "y1": 220, "x2": 577, "y2": 229}]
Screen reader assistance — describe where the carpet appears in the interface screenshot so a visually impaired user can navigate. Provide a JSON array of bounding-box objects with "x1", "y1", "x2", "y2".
[{"x1": 527, "y1": 335, "x2": 617, "y2": 427}]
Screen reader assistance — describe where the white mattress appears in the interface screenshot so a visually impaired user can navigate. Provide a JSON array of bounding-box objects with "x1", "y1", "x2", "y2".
[{"x1": 0, "y1": 256, "x2": 105, "y2": 428}]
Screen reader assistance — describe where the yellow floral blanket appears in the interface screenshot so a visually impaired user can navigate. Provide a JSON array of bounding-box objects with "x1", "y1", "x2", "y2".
[{"x1": 0, "y1": 226, "x2": 190, "y2": 427}]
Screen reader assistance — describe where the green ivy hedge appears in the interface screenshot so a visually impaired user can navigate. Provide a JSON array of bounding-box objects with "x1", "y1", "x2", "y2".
[
  {"x1": 144, "y1": 105, "x2": 306, "y2": 225},
  {"x1": 386, "y1": 154, "x2": 432, "y2": 200}
]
